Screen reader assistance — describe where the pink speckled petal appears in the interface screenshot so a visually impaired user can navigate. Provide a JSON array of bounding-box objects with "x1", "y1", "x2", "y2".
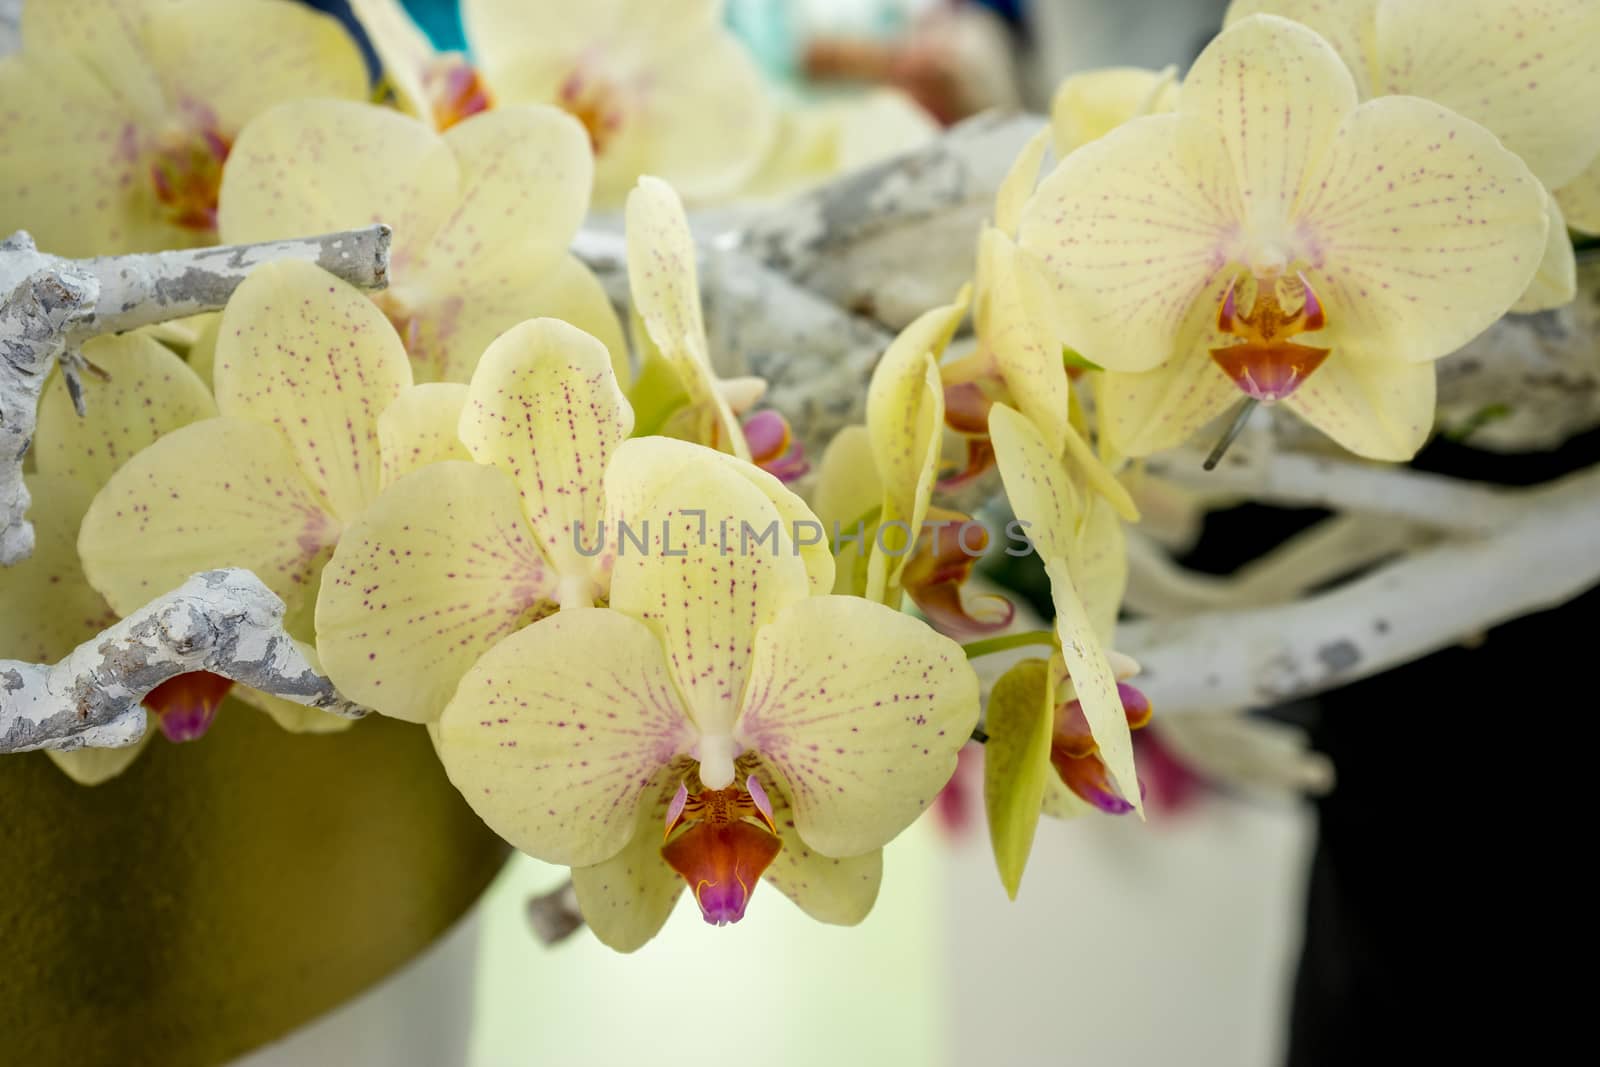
[
  {"x1": 750, "y1": 764, "x2": 882, "y2": 925},
  {"x1": 978, "y1": 229, "x2": 1071, "y2": 457},
  {"x1": 34, "y1": 332, "x2": 216, "y2": 490},
  {"x1": 78, "y1": 417, "x2": 339, "y2": 637},
  {"x1": 624, "y1": 176, "x2": 746, "y2": 457},
  {"x1": 1018, "y1": 112, "x2": 1242, "y2": 375},
  {"x1": 1222, "y1": 1, "x2": 1380, "y2": 98},
  {"x1": 571, "y1": 771, "x2": 690, "y2": 953},
  {"x1": 1292, "y1": 96, "x2": 1548, "y2": 366},
  {"x1": 404, "y1": 106, "x2": 596, "y2": 380},
  {"x1": 735, "y1": 596, "x2": 979, "y2": 858},
  {"x1": 214, "y1": 261, "x2": 413, "y2": 523},
  {"x1": 435, "y1": 607, "x2": 697, "y2": 867},
  {"x1": 217, "y1": 99, "x2": 459, "y2": 267},
  {"x1": 315, "y1": 461, "x2": 558, "y2": 724},
  {"x1": 1281, "y1": 350, "x2": 1436, "y2": 461},
  {"x1": 604, "y1": 438, "x2": 816, "y2": 737},
  {"x1": 1556, "y1": 151, "x2": 1600, "y2": 235},
  {"x1": 459, "y1": 318, "x2": 632, "y2": 584},
  {"x1": 406, "y1": 251, "x2": 630, "y2": 387},
  {"x1": 1182, "y1": 15, "x2": 1356, "y2": 231},
  {"x1": 1374, "y1": 0, "x2": 1600, "y2": 190}
]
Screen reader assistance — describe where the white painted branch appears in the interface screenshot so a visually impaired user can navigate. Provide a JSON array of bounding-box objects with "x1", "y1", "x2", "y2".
[
  {"x1": 0, "y1": 225, "x2": 391, "y2": 564},
  {"x1": 1149, "y1": 449, "x2": 1523, "y2": 534},
  {"x1": 0, "y1": 568, "x2": 368, "y2": 755},
  {"x1": 1, "y1": 246, "x2": 97, "y2": 563},
  {"x1": 75, "y1": 224, "x2": 391, "y2": 338},
  {"x1": 1123, "y1": 516, "x2": 1431, "y2": 619},
  {"x1": 1121, "y1": 464, "x2": 1600, "y2": 714}
]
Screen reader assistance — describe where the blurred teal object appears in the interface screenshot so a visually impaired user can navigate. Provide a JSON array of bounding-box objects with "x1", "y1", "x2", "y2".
[
  {"x1": 727, "y1": 0, "x2": 800, "y2": 85},
  {"x1": 400, "y1": 0, "x2": 466, "y2": 52}
]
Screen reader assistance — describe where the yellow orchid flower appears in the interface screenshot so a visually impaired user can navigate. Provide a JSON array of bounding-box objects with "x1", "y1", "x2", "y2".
[
  {"x1": 1018, "y1": 15, "x2": 1549, "y2": 462},
  {"x1": 350, "y1": 0, "x2": 776, "y2": 204},
  {"x1": 1051, "y1": 65, "x2": 1179, "y2": 158},
  {"x1": 0, "y1": 0, "x2": 367, "y2": 256},
  {"x1": 76, "y1": 260, "x2": 418, "y2": 733},
  {"x1": 1226, "y1": 0, "x2": 1600, "y2": 309},
  {"x1": 460, "y1": 0, "x2": 776, "y2": 205},
  {"x1": 217, "y1": 99, "x2": 626, "y2": 386},
  {"x1": 625, "y1": 175, "x2": 802, "y2": 478},
  {"x1": 313, "y1": 317, "x2": 632, "y2": 724},
  {"x1": 0, "y1": 332, "x2": 219, "y2": 783},
  {"x1": 432, "y1": 436, "x2": 978, "y2": 949}
]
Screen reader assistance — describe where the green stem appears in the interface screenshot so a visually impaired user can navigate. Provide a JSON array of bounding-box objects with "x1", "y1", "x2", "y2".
[{"x1": 960, "y1": 630, "x2": 1056, "y2": 659}]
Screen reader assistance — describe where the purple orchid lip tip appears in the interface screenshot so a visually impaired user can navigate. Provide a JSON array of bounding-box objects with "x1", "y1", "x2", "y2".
[{"x1": 742, "y1": 409, "x2": 788, "y2": 455}]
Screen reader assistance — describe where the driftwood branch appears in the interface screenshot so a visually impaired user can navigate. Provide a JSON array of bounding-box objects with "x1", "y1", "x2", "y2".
[
  {"x1": 1121, "y1": 464, "x2": 1600, "y2": 715},
  {"x1": 0, "y1": 225, "x2": 391, "y2": 564},
  {"x1": 0, "y1": 569, "x2": 368, "y2": 755}
]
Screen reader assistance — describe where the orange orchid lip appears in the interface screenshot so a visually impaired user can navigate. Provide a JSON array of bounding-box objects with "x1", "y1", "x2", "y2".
[
  {"x1": 661, "y1": 776, "x2": 784, "y2": 926},
  {"x1": 1209, "y1": 272, "x2": 1331, "y2": 402},
  {"x1": 144, "y1": 670, "x2": 234, "y2": 743}
]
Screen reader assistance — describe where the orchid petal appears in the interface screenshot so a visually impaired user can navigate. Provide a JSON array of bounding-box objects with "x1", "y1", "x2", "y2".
[
  {"x1": 604, "y1": 438, "x2": 813, "y2": 739},
  {"x1": 347, "y1": 0, "x2": 439, "y2": 121},
  {"x1": 625, "y1": 176, "x2": 744, "y2": 457},
  {"x1": 1045, "y1": 558, "x2": 1143, "y2": 817},
  {"x1": 1293, "y1": 96, "x2": 1548, "y2": 367},
  {"x1": 378, "y1": 383, "x2": 471, "y2": 486},
  {"x1": 315, "y1": 461, "x2": 558, "y2": 724},
  {"x1": 982, "y1": 658, "x2": 1055, "y2": 899},
  {"x1": 1222, "y1": 0, "x2": 1380, "y2": 98},
  {"x1": 1097, "y1": 356, "x2": 1240, "y2": 458},
  {"x1": 1511, "y1": 192, "x2": 1578, "y2": 314},
  {"x1": 757, "y1": 767, "x2": 883, "y2": 925},
  {"x1": 142, "y1": 0, "x2": 369, "y2": 135},
  {"x1": 979, "y1": 230, "x2": 1070, "y2": 457},
  {"x1": 35, "y1": 333, "x2": 216, "y2": 491},
  {"x1": 809, "y1": 425, "x2": 881, "y2": 597},
  {"x1": 403, "y1": 105, "x2": 594, "y2": 373},
  {"x1": 46, "y1": 732, "x2": 156, "y2": 787},
  {"x1": 1281, "y1": 351, "x2": 1436, "y2": 461},
  {"x1": 1374, "y1": 0, "x2": 1600, "y2": 191},
  {"x1": 213, "y1": 261, "x2": 410, "y2": 522},
  {"x1": 866, "y1": 293, "x2": 968, "y2": 602},
  {"x1": 0, "y1": 55, "x2": 171, "y2": 256},
  {"x1": 1555, "y1": 151, "x2": 1600, "y2": 235},
  {"x1": 459, "y1": 318, "x2": 632, "y2": 585},
  {"x1": 0, "y1": 475, "x2": 117, "y2": 665},
  {"x1": 436, "y1": 608, "x2": 697, "y2": 867},
  {"x1": 736, "y1": 596, "x2": 979, "y2": 857},
  {"x1": 989, "y1": 404, "x2": 1140, "y2": 813},
  {"x1": 218, "y1": 99, "x2": 459, "y2": 268},
  {"x1": 1050, "y1": 65, "x2": 1182, "y2": 157},
  {"x1": 1019, "y1": 112, "x2": 1241, "y2": 375},
  {"x1": 994, "y1": 127, "x2": 1050, "y2": 236},
  {"x1": 1184, "y1": 15, "x2": 1357, "y2": 231},
  {"x1": 570, "y1": 772, "x2": 689, "y2": 953},
  {"x1": 79, "y1": 417, "x2": 338, "y2": 637}
]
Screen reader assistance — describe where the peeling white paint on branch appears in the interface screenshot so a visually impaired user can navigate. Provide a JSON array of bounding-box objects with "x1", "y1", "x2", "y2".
[
  {"x1": 1121, "y1": 464, "x2": 1600, "y2": 715},
  {"x1": 0, "y1": 225, "x2": 391, "y2": 564},
  {"x1": 0, "y1": 569, "x2": 367, "y2": 755}
]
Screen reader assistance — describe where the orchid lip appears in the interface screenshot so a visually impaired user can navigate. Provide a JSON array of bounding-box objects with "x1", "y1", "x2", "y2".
[
  {"x1": 660, "y1": 778, "x2": 785, "y2": 927},
  {"x1": 1210, "y1": 272, "x2": 1330, "y2": 402}
]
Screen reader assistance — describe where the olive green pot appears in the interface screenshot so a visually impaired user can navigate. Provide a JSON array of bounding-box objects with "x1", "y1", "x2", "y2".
[{"x1": 0, "y1": 703, "x2": 509, "y2": 1066}]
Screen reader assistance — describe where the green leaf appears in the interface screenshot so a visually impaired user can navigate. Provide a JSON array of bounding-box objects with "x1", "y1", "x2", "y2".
[{"x1": 983, "y1": 658, "x2": 1056, "y2": 899}]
